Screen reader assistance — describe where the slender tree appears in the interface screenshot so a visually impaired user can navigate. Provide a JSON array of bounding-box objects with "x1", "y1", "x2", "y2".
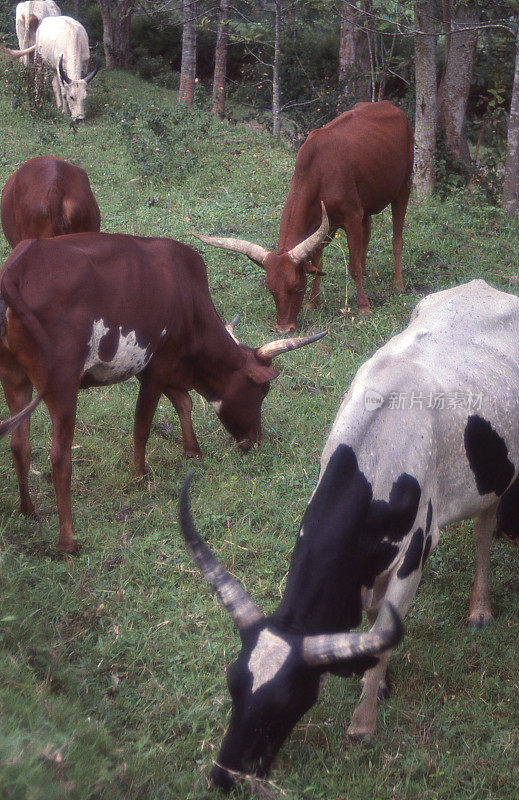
[
  {"x1": 97, "y1": 1, "x2": 133, "y2": 69},
  {"x1": 437, "y1": 0, "x2": 479, "y2": 163},
  {"x1": 98, "y1": 0, "x2": 115, "y2": 68},
  {"x1": 413, "y1": 0, "x2": 438, "y2": 197},
  {"x1": 179, "y1": 0, "x2": 197, "y2": 106},
  {"x1": 503, "y1": 23, "x2": 519, "y2": 213},
  {"x1": 272, "y1": 0, "x2": 281, "y2": 137},
  {"x1": 212, "y1": 0, "x2": 229, "y2": 118}
]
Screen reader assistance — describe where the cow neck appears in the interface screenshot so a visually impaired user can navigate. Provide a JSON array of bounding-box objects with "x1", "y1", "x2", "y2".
[
  {"x1": 277, "y1": 184, "x2": 315, "y2": 253},
  {"x1": 188, "y1": 321, "x2": 245, "y2": 402},
  {"x1": 271, "y1": 443, "x2": 421, "y2": 637}
]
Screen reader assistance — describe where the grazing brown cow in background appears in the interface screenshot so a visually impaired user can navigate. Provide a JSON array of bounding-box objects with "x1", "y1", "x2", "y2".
[
  {"x1": 193, "y1": 101, "x2": 414, "y2": 332},
  {"x1": 0, "y1": 233, "x2": 325, "y2": 552},
  {"x1": 1, "y1": 156, "x2": 101, "y2": 247}
]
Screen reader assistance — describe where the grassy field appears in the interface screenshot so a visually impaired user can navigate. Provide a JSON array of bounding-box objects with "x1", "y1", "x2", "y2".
[{"x1": 0, "y1": 68, "x2": 518, "y2": 800}]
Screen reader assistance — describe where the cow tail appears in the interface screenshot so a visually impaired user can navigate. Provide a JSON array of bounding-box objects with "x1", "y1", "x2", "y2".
[
  {"x1": 0, "y1": 43, "x2": 36, "y2": 61},
  {"x1": 0, "y1": 266, "x2": 53, "y2": 440}
]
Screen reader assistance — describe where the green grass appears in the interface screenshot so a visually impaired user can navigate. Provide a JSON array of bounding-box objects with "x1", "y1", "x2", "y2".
[{"x1": 0, "y1": 68, "x2": 518, "y2": 800}]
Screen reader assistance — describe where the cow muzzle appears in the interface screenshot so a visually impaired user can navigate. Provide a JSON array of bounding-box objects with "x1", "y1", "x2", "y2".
[{"x1": 237, "y1": 438, "x2": 253, "y2": 452}]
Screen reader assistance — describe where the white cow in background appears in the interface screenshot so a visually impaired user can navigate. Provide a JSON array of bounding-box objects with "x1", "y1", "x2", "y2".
[
  {"x1": 1, "y1": 16, "x2": 98, "y2": 121},
  {"x1": 15, "y1": 1, "x2": 61, "y2": 65}
]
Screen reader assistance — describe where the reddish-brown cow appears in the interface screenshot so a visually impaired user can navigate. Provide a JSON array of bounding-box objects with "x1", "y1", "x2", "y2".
[
  {"x1": 193, "y1": 101, "x2": 414, "y2": 332},
  {"x1": 0, "y1": 233, "x2": 325, "y2": 553},
  {"x1": 1, "y1": 156, "x2": 101, "y2": 247}
]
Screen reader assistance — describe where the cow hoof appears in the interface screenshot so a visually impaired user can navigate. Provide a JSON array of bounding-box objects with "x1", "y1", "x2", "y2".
[
  {"x1": 57, "y1": 541, "x2": 80, "y2": 556},
  {"x1": 306, "y1": 300, "x2": 319, "y2": 311},
  {"x1": 393, "y1": 281, "x2": 404, "y2": 293},
  {"x1": 346, "y1": 728, "x2": 374, "y2": 742},
  {"x1": 468, "y1": 610, "x2": 493, "y2": 628},
  {"x1": 185, "y1": 449, "x2": 202, "y2": 459},
  {"x1": 359, "y1": 305, "x2": 373, "y2": 316}
]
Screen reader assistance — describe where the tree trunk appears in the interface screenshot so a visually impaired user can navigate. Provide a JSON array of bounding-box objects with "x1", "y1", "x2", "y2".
[
  {"x1": 503, "y1": 25, "x2": 519, "y2": 213},
  {"x1": 338, "y1": 1, "x2": 371, "y2": 105},
  {"x1": 98, "y1": 0, "x2": 115, "y2": 69},
  {"x1": 212, "y1": 0, "x2": 229, "y2": 119},
  {"x1": 179, "y1": 0, "x2": 197, "y2": 106},
  {"x1": 114, "y1": 0, "x2": 132, "y2": 69},
  {"x1": 413, "y1": 0, "x2": 437, "y2": 197},
  {"x1": 272, "y1": 0, "x2": 281, "y2": 138},
  {"x1": 338, "y1": 0, "x2": 355, "y2": 100},
  {"x1": 437, "y1": 0, "x2": 478, "y2": 163}
]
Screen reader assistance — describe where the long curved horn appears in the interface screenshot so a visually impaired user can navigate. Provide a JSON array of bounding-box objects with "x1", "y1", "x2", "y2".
[
  {"x1": 287, "y1": 201, "x2": 329, "y2": 265},
  {"x1": 256, "y1": 329, "x2": 328, "y2": 362},
  {"x1": 85, "y1": 62, "x2": 99, "y2": 84},
  {"x1": 58, "y1": 55, "x2": 70, "y2": 84},
  {"x1": 302, "y1": 603, "x2": 403, "y2": 666},
  {"x1": 179, "y1": 472, "x2": 264, "y2": 632},
  {"x1": 191, "y1": 231, "x2": 270, "y2": 268}
]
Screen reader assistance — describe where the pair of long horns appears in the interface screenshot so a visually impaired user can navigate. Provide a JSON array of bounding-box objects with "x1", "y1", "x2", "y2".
[
  {"x1": 58, "y1": 54, "x2": 98, "y2": 85},
  {"x1": 179, "y1": 473, "x2": 403, "y2": 665},
  {"x1": 192, "y1": 202, "x2": 330, "y2": 267},
  {"x1": 225, "y1": 315, "x2": 327, "y2": 361}
]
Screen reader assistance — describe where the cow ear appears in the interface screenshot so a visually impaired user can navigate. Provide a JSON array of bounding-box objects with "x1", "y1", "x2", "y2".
[
  {"x1": 247, "y1": 363, "x2": 280, "y2": 384},
  {"x1": 303, "y1": 263, "x2": 325, "y2": 277}
]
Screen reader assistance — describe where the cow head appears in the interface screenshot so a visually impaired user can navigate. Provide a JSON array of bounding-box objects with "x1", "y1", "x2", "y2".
[
  {"x1": 192, "y1": 203, "x2": 329, "y2": 333},
  {"x1": 211, "y1": 321, "x2": 327, "y2": 450},
  {"x1": 58, "y1": 55, "x2": 98, "y2": 121},
  {"x1": 179, "y1": 473, "x2": 403, "y2": 791}
]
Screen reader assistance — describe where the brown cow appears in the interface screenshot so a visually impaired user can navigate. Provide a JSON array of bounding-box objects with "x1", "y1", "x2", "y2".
[
  {"x1": 0, "y1": 233, "x2": 325, "y2": 553},
  {"x1": 1, "y1": 156, "x2": 101, "y2": 247},
  {"x1": 193, "y1": 101, "x2": 414, "y2": 332}
]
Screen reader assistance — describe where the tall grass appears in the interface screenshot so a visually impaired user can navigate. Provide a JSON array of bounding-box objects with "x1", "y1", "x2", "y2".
[{"x1": 0, "y1": 68, "x2": 517, "y2": 799}]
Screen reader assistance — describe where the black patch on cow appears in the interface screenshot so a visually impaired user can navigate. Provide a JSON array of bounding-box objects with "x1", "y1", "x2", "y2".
[
  {"x1": 464, "y1": 415, "x2": 514, "y2": 496},
  {"x1": 497, "y1": 473, "x2": 519, "y2": 539},
  {"x1": 422, "y1": 534, "x2": 432, "y2": 565},
  {"x1": 425, "y1": 500, "x2": 433, "y2": 535},
  {"x1": 397, "y1": 528, "x2": 424, "y2": 579},
  {"x1": 274, "y1": 444, "x2": 420, "y2": 636}
]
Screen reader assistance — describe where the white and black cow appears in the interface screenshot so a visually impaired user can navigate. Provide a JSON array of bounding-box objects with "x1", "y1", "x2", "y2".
[{"x1": 180, "y1": 279, "x2": 519, "y2": 791}]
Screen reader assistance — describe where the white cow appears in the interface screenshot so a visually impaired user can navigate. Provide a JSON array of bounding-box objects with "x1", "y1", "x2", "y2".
[
  {"x1": 2, "y1": 16, "x2": 98, "y2": 120},
  {"x1": 15, "y1": 1, "x2": 61, "y2": 66}
]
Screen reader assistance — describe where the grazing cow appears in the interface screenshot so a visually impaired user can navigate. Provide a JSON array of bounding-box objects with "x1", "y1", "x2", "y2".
[
  {"x1": 15, "y1": 1, "x2": 61, "y2": 66},
  {"x1": 1, "y1": 16, "x2": 98, "y2": 120},
  {"x1": 180, "y1": 280, "x2": 518, "y2": 791},
  {"x1": 0, "y1": 233, "x2": 325, "y2": 553},
  {"x1": 193, "y1": 101, "x2": 414, "y2": 331},
  {"x1": 1, "y1": 156, "x2": 101, "y2": 247}
]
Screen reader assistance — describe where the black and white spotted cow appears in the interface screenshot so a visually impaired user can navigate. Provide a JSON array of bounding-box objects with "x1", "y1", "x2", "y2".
[{"x1": 180, "y1": 279, "x2": 519, "y2": 791}]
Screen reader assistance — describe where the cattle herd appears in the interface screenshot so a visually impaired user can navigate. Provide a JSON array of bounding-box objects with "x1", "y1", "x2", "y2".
[{"x1": 0, "y1": 3, "x2": 517, "y2": 795}]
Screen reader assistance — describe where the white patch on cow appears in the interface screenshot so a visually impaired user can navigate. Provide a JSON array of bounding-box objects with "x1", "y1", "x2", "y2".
[
  {"x1": 210, "y1": 400, "x2": 223, "y2": 414},
  {"x1": 161, "y1": 328, "x2": 167, "y2": 337},
  {"x1": 83, "y1": 319, "x2": 150, "y2": 382},
  {"x1": 248, "y1": 629, "x2": 291, "y2": 693}
]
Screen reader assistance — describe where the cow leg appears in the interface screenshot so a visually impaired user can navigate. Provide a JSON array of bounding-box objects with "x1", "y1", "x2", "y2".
[
  {"x1": 468, "y1": 506, "x2": 496, "y2": 628},
  {"x1": 133, "y1": 379, "x2": 162, "y2": 479},
  {"x1": 51, "y1": 74, "x2": 64, "y2": 111},
  {"x1": 345, "y1": 214, "x2": 371, "y2": 314},
  {"x1": 361, "y1": 215, "x2": 372, "y2": 276},
  {"x1": 164, "y1": 388, "x2": 202, "y2": 458},
  {"x1": 46, "y1": 395, "x2": 79, "y2": 553},
  {"x1": 307, "y1": 250, "x2": 324, "y2": 310},
  {"x1": 0, "y1": 371, "x2": 34, "y2": 516},
  {"x1": 391, "y1": 182, "x2": 410, "y2": 293},
  {"x1": 348, "y1": 561, "x2": 424, "y2": 739}
]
